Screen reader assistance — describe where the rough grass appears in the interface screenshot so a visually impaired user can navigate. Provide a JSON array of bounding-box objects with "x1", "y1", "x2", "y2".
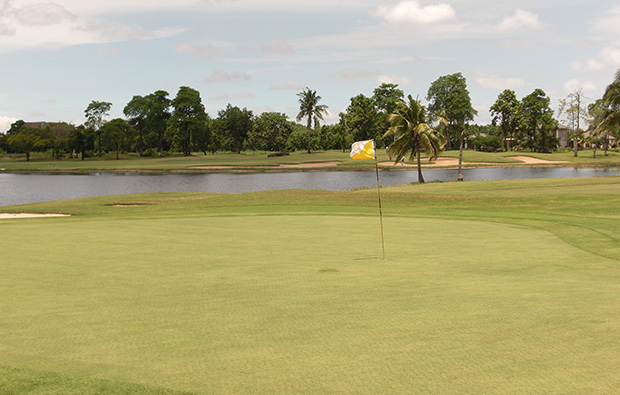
[{"x1": 2, "y1": 177, "x2": 620, "y2": 393}]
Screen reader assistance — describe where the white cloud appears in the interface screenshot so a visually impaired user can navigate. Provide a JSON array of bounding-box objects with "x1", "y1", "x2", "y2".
[
  {"x1": 269, "y1": 80, "x2": 302, "y2": 91},
  {"x1": 0, "y1": 1, "x2": 185, "y2": 51},
  {"x1": 14, "y1": 3, "x2": 76, "y2": 26},
  {"x1": 205, "y1": 70, "x2": 251, "y2": 84},
  {"x1": 37, "y1": 0, "x2": 365, "y2": 15},
  {"x1": 374, "y1": 0, "x2": 456, "y2": 24},
  {"x1": 495, "y1": 9, "x2": 542, "y2": 32},
  {"x1": 571, "y1": 46, "x2": 620, "y2": 72},
  {"x1": 0, "y1": 116, "x2": 18, "y2": 133},
  {"x1": 474, "y1": 71, "x2": 525, "y2": 90},
  {"x1": 563, "y1": 79, "x2": 597, "y2": 94},
  {"x1": 377, "y1": 74, "x2": 413, "y2": 87}
]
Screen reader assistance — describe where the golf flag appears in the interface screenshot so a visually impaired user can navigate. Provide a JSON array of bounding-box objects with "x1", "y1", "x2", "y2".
[{"x1": 350, "y1": 139, "x2": 375, "y2": 160}]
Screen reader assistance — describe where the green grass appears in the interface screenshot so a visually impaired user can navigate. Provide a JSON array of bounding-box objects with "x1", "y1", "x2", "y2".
[
  {"x1": 2, "y1": 149, "x2": 620, "y2": 172},
  {"x1": 0, "y1": 151, "x2": 353, "y2": 172},
  {"x1": 2, "y1": 177, "x2": 620, "y2": 393}
]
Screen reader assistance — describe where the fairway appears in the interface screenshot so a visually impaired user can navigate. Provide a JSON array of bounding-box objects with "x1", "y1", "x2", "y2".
[{"x1": 2, "y1": 178, "x2": 620, "y2": 393}]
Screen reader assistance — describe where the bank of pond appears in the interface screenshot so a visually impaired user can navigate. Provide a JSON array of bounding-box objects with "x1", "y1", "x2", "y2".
[{"x1": 2, "y1": 166, "x2": 620, "y2": 207}]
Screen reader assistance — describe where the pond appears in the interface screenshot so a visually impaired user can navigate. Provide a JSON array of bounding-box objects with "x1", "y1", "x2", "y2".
[{"x1": 2, "y1": 166, "x2": 620, "y2": 207}]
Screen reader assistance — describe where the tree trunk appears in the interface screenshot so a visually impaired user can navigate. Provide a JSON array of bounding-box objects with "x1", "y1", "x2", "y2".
[
  {"x1": 457, "y1": 130, "x2": 464, "y2": 181},
  {"x1": 306, "y1": 116, "x2": 312, "y2": 154},
  {"x1": 573, "y1": 135, "x2": 579, "y2": 157},
  {"x1": 138, "y1": 125, "x2": 144, "y2": 157},
  {"x1": 417, "y1": 151, "x2": 425, "y2": 183},
  {"x1": 574, "y1": 92, "x2": 580, "y2": 157},
  {"x1": 605, "y1": 135, "x2": 609, "y2": 156}
]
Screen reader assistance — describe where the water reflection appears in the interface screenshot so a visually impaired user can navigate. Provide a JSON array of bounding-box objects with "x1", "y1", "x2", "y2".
[{"x1": 1, "y1": 167, "x2": 620, "y2": 207}]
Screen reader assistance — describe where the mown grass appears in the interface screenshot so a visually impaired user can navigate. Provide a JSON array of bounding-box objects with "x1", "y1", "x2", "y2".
[
  {"x1": 2, "y1": 149, "x2": 620, "y2": 172},
  {"x1": 2, "y1": 177, "x2": 620, "y2": 393}
]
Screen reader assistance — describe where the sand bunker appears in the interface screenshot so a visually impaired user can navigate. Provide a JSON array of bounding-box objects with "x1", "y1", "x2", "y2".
[
  {"x1": 379, "y1": 156, "x2": 568, "y2": 167},
  {"x1": 508, "y1": 156, "x2": 568, "y2": 164},
  {"x1": 0, "y1": 213, "x2": 70, "y2": 219},
  {"x1": 379, "y1": 157, "x2": 488, "y2": 167},
  {"x1": 278, "y1": 161, "x2": 340, "y2": 168},
  {"x1": 190, "y1": 161, "x2": 341, "y2": 170}
]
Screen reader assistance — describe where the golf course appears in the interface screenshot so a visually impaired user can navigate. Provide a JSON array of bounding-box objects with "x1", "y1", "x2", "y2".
[{"x1": 2, "y1": 163, "x2": 620, "y2": 393}]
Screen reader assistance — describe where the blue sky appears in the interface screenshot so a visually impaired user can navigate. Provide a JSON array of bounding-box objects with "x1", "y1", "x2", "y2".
[{"x1": 1, "y1": 0, "x2": 619, "y2": 132}]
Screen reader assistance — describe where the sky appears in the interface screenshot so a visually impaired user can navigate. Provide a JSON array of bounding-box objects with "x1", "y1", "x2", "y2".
[{"x1": 1, "y1": 0, "x2": 620, "y2": 132}]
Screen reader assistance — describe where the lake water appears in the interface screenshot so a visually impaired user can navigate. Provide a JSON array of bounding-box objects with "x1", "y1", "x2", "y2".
[{"x1": 2, "y1": 167, "x2": 620, "y2": 207}]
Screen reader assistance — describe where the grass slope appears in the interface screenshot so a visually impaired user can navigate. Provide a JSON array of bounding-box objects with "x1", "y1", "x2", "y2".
[{"x1": 2, "y1": 177, "x2": 620, "y2": 393}]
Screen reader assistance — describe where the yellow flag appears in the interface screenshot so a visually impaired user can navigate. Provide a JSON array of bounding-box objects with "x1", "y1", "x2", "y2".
[{"x1": 350, "y1": 139, "x2": 375, "y2": 160}]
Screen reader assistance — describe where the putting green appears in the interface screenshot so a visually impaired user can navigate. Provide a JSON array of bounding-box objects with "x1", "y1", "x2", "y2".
[{"x1": 2, "y1": 214, "x2": 620, "y2": 393}]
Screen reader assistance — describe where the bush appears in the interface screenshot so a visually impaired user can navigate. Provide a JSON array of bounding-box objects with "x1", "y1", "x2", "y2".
[{"x1": 473, "y1": 135, "x2": 502, "y2": 151}]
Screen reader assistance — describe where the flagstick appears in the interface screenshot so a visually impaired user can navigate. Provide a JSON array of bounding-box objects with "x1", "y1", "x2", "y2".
[{"x1": 375, "y1": 161, "x2": 386, "y2": 260}]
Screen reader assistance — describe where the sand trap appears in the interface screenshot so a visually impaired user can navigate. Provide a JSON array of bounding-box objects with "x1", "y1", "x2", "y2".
[
  {"x1": 279, "y1": 161, "x2": 340, "y2": 168},
  {"x1": 379, "y1": 157, "x2": 489, "y2": 167},
  {"x1": 190, "y1": 161, "x2": 341, "y2": 170},
  {"x1": 508, "y1": 156, "x2": 568, "y2": 164},
  {"x1": 0, "y1": 213, "x2": 70, "y2": 219}
]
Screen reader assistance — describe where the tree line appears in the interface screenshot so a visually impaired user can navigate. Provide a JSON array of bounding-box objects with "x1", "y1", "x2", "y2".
[{"x1": 2, "y1": 72, "x2": 619, "y2": 161}]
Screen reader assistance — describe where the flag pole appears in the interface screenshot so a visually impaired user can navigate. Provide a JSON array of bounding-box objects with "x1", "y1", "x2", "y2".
[
  {"x1": 374, "y1": 145, "x2": 386, "y2": 260},
  {"x1": 350, "y1": 139, "x2": 386, "y2": 260}
]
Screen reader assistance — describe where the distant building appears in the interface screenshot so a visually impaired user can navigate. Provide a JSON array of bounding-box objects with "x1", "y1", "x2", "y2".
[{"x1": 23, "y1": 122, "x2": 49, "y2": 129}]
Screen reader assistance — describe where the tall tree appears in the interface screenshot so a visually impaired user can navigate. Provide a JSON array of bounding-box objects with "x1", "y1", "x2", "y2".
[
  {"x1": 248, "y1": 112, "x2": 293, "y2": 152},
  {"x1": 296, "y1": 87, "x2": 328, "y2": 154},
  {"x1": 101, "y1": 118, "x2": 132, "y2": 159},
  {"x1": 426, "y1": 73, "x2": 477, "y2": 150},
  {"x1": 167, "y1": 86, "x2": 207, "y2": 156},
  {"x1": 216, "y1": 104, "x2": 253, "y2": 153},
  {"x1": 124, "y1": 95, "x2": 148, "y2": 156},
  {"x1": 6, "y1": 127, "x2": 45, "y2": 161},
  {"x1": 519, "y1": 89, "x2": 558, "y2": 153},
  {"x1": 593, "y1": 69, "x2": 620, "y2": 155},
  {"x1": 67, "y1": 125, "x2": 94, "y2": 160},
  {"x1": 342, "y1": 94, "x2": 383, "y2": 144},
  {"x1": 384, "y1": 95, "x2": 446, "y2": 183},
  {"x1": 46, "y1": 122, "x2": 73, "y2": 159},
  {"x1": 558, "y1": 89, "x2": 588, "y2": 157},
  {"x1": 145, "y1": 90, "x2": 172, "y2": 157},
  {"x1": 373, "y1": 83, "x2": 405, "y2": 145},
  {"x1": 84, "y1": 100, "x2": 112, "y2": 157},
  {"x1": 589, "y1": 99, "x2": 614, "y2": 156},
  {"x1": 373, "y1": 83, "x2": 404, "y2": 115},
  {"x1": 426, "y1": 73, "x2": 477, "y2": 180},
  {"x1": 490, "y1": 89, "x2": 520, "y2": 151}
]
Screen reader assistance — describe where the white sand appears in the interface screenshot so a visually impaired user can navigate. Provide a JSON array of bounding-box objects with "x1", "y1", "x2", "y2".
[
  {"x1": 0, "y1": 213, "x2": 70, "y2": 219},
  {"x1": 508, "y1": 156, "x2": 568, "y2": 164}
]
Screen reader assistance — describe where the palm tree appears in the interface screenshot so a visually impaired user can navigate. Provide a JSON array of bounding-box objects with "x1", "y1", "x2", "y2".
[
  {"x1": 384, "y1": 95, "x2": 446, "y2": 183},
  {"x1": 593, "y1": 69, "x2": 620, "y2": 147},
  {"x1": 296, "y1": 87, "x2": 328, "y2": 154}
]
